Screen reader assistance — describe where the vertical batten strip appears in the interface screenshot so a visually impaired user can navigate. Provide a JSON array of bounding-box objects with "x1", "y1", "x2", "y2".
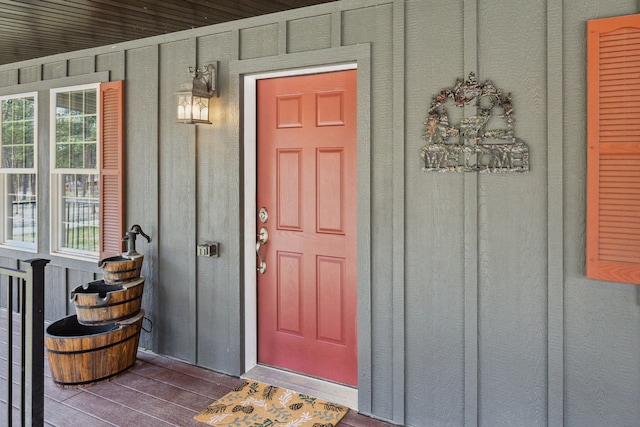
[
  {"x1": 187, "y1": 38, "x2": 199, "y2": 364},
  {"x1": 230, "y1": 27, "x2": 242, "y2": 374},
  {"x1": 6, "y1": 276, "x2": 13, "y2": 427},
  {"x1": 391, "y1": 0, "x2": 406, "y2": 424},
  {"x1": 358, "y1": 51, "x2": 373, "y2": 417},
  {"x1": 279, "y1": 21, "x2": 287, "y2": 56},
  {"x1": 463, "y1": 0, "x2": 479, "y2": 426},
  {"x1": 124, "y1": 44, "x2": 159, "y2": 351},
  {"x1": 547, "y1": 0, "x2": 565, "y2": 425},
  {"x1": 194, "y1": 36, "x2": 201, "y2": 364},
  {"x1": 331, "y1": 11, "x2": 342, "y2": 48},
  {"x1": 231, "y1": 29, "x2": 240, "y2": 61}
]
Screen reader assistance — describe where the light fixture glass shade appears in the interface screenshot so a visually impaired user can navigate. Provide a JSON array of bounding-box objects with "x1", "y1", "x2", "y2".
[
  {"x1": 176, "y1": 92, "x2": 211, "y2": 124},
  {"x1": 192, "y1": 95, "x2": 210, "y2": 123},
  {"x1": 176, "y1": 63, "x2": 216, "y2": 124}
]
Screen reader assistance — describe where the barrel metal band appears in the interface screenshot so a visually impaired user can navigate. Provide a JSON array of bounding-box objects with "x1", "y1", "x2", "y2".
[
  {"x1": 46, "y1": 330, "x2": 139, "y2": 355},
  {"x1": 103, "y1": 274, "x2": 141, "y2": 284},
  {"x1": 76, "y1": 311, "x2": 141, "y2": 325},
  {"x1": 74, "y1": 294, "x2": 142, "y2": 309},
  {"x1": 51, "y1": 360, "x2": 136, "y2": 387}
]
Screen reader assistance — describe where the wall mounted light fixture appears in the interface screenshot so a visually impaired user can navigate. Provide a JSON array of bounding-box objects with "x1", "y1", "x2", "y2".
[{"x1": 176, "y1": 63, "x2": 218, "y2": 124}]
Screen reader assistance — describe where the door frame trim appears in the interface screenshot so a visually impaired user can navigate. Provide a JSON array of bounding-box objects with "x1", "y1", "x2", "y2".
[
  {"x1": 243, "y1": 63, "x2": 356, "y2": 369},
  {"x1": 232, "y1": 44, "x2": 372, "y2": 408}
]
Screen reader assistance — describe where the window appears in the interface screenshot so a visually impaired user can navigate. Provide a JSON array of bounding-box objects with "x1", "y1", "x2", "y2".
[
  {"x1": 51, "y1": 84, "x2": 99, "y2": 257},
  {"x1": 50, "y1": 81, "x2": 124, "y2": 260},
  {"x1": 0, "y1": 93, "x2": 37, "y2": 251},
  {"x1": 587, "y1": 14, "x2": 640, "y2": 284}
]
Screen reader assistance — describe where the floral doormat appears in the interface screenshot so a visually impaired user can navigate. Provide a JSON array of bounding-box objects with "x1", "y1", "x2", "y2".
[{"x1": 194, "y1": 380, "x2": 349, "y2": 427}]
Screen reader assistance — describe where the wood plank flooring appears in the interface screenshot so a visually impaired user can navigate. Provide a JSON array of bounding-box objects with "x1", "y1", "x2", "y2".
[
  {"x1": 42, "y1": 350, "x2": 397, "y2": 426},
  {"x1": 0, "y1": 309, "x2": 397, "y2": 426}
]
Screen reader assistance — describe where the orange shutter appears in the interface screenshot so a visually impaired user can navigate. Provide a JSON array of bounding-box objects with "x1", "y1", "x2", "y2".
[
  {"x1": 99, "y1": 80, "x2": 125, "y2": 259},
  {"x1": 587, "y1": 15, "x2": 640, "y2": 284}
]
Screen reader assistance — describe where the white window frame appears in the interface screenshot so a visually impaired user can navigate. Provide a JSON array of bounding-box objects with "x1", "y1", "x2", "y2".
[
  {"x1": 0, "y1": 92, "x2": 38, "y2": 252},
  {"x1": 49, "y1": 83, "x2": 101, "y2": 261}
]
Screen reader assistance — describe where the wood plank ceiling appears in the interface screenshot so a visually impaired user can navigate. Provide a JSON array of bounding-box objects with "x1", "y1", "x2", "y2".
[{"x1": 0, "y1": 0, "x2": 336, "y2": 66}]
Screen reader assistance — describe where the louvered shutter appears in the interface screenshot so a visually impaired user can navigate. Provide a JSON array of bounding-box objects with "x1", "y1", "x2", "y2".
[
  {"x1": 99, "y1": 81, "x2": 124, "y2": 259},
  {"x1": 587, "y1": 15, "x2": 640, "y2": 284}
]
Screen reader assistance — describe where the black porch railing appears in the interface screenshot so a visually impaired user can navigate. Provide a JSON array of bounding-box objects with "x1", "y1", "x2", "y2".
[
  {"x1": 63, "y1": 199, "x2": 99, "y2": 252},
  {"x1": 0, "y1": 259, "x2": 49, "y2": 427}
]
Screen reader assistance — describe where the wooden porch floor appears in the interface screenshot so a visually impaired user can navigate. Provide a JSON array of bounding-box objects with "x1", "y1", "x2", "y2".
[
  {"x1": 0, "y1": 307, "x2": 395, "y2": 426},
  {"x1": 42, "y1": 349, "x2": 397, "y2": 426}
]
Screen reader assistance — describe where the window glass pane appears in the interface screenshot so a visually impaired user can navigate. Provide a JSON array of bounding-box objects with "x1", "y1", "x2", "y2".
[
  {"x1": 5, "y1": 173, "x2": 37, "y2": 245},
  {"x1": 84, "y1": 115, "x2": 96, "y2": 141},
  {"x1": 56, "y1": 117, "x2": 69, "y2": 143},
  {"x1": 15, "y1": 145, "x2": 25, "y2": 169},
  {"x1": 24, "y1": 122, "x2": 34, "y2": 146},
  {"x1": 13, "y1": 98, "x2": 24, "y2": 121},
  {"x1": 71, "y1": 143, "x2": 84, "y2": 168},
  {"x1": 55, "y1": 88, "x2": 97, "y2": 170},
  {"x1": 56, "y1": 92, "x2": 70, "y2": 116},
  {"x1": 24, "y1": 146, "x2": 34, "y2": 169},
  {"x1": 0, "y1": 96, "x2": 35, "y2": 171},
  {"x1": 2, "y1": 123, "x2": 12, "y2": 146},
  {"x1": 85, "y1": 143, "x2": 96, "y2": 169},
  {"x1": 61, "y1": 173, "x2": 99, "y2": 252},
  {"x1": 84, "y1": 90, "x2": 96, "y2": 114},
  {"x1": 24, "y1": 98, "x2": 34, "y2": 119},
  {"x1": 1, "y1": 147, "x2": 12, "y2": 168},
  {"x1": 56, "y1": 144, "x2": 70, "y2": 168},
  {"x1": 1, "y1": 99, "x2": 9, "y2": 119},
  {"x1": 70, "y1": 116, "x2": 83, "y2": 142}
]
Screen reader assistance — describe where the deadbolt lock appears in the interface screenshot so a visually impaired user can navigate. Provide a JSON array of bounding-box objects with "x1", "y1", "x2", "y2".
[{"x1": 259, "y1": 207, "x2": 269, "y2": 223}]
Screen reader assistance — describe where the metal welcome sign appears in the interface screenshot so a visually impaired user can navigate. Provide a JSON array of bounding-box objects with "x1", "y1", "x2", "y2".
[{"x1": 420, "y1": 73, "x2": 529, "y2": 173}]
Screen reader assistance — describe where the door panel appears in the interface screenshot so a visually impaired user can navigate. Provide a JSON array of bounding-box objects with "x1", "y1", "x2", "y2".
[
  {"x1": 257, "y1": 70, "x2": 357, "y2": 386},
  {"x1": 317, "y1": 148, "x2": 345, "y2": 233},
  {"x1": 277, "y1": 149, "x2": 303, "y2": 230},
  {"x1": 317, "y1": 256, "x2": 346, "y2": 344},
  {"x1": 277, "y1": 251, "x2": 303, "y2": 335}
]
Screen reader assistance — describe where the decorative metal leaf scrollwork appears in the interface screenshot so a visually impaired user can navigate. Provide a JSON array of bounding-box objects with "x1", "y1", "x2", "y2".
[{"x1": 420, "y1": 72, "x2": 529, "y2": 173}]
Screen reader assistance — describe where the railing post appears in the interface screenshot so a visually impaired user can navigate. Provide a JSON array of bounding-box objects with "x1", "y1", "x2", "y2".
[{"x1": 21, "y1": 258, "x2": 49, "y2": 427}]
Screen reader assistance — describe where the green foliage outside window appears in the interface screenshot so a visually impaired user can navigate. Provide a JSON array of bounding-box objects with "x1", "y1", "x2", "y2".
[
  {"x1": 55, "y1": 89, "x2": 97, "y2": 169},
  {"x1": 1, "y1": 96, "x2": 35, "y2": 169}
]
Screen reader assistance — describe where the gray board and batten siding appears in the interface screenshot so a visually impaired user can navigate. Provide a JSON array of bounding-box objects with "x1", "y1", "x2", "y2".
[{"x1": 0, "y1": 0, "x2": 639, "y2": 426}]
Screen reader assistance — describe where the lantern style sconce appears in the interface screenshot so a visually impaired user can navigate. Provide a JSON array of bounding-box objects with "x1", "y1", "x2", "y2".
[{"x1": 176, "y1": 63, "x2": 218, "y2": 124}]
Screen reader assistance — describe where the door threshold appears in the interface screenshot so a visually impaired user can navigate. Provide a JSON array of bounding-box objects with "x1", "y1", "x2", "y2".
[{"x1": 242, "y1": 365, "x2": 358, "y2": 410}]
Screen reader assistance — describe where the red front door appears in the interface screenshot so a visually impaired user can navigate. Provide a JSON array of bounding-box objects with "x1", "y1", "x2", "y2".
[{"x1": 256, "y1": 70, "x2": 358, "y2": 386}]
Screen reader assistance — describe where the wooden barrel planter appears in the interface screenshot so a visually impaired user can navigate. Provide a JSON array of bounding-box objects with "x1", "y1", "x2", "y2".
[
  {"x1": 71, "y1": 277, "x2": 145, "y2": 326},
  {"x1": 99, "y1": 254, "x2": 144, "y2": 284},
  {"x1": 45, "y1": 310, "x2": 144, "y2": 388}
]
